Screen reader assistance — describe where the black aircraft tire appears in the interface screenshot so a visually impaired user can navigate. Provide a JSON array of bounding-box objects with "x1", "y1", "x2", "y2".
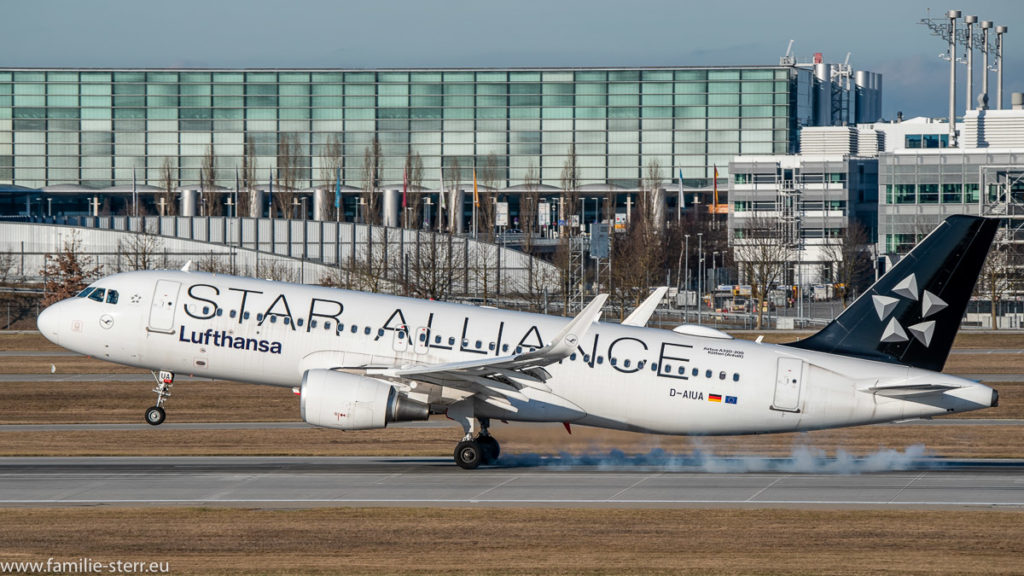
[
  {"x1": 145, "y1": 406, "x2": 166, "y2": 426},
  {"x1": 477, "y1": 435, "x2": 500, "y2": 464},
  {"x1": 454, "y1": 440, "x2": 482, "y2": 469}
]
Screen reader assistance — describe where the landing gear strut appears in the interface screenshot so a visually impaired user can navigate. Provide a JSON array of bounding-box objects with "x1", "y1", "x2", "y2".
[
  {"x1": 146, "y1": 370, "x2": 174, "y2": 426},
  {"x1": 448, "y1": 402, "x2": 501, "y2": 469}
]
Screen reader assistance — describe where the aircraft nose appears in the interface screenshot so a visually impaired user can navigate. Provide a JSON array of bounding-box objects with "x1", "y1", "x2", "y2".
[{"x1": 37, "y1": 303, "x2": 61, "y2": 346}]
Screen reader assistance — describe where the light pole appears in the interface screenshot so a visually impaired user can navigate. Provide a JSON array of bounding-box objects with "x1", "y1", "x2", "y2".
[
  {"x1": 684, "y1": 234, "x2": 690, "y2": 322},
  {"x1": 697, "y1": 232, "x2": 703, "y2": 326},
  {"x1": 578, "y1": 198, "x2": 585, "y2": 235},
  {"x1": 712, "y1": 250, "x2": 719, "y2": 303}
]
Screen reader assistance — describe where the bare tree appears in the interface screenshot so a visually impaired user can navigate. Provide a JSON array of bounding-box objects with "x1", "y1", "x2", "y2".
[
  {"x1": 642, "y1": 159, "x2": 664, "y2": 232},
  {"x1": 200, "y1": 144, "x2": 221, "y2": 217},
  {"x1": 823, "y1": 219, "x2": 873, "y2": 308},
  {"x1": 443, "y1": 157, "x2": 462, "y2": 234},
  {"x1": 241, "y1": 137, "x2": 257, "y2": 218},
  {"x1": 974, "y1": 238, "x2": 1024, "y2": 330},
  {"x1": 117, "y1": 229, "x2": 165, "y2": 271},
  {"x1": 197, "y1": 252, "x2": 233, "y2": 275},
  {"x1": 275, "y1": 134, "x2": 299, "y2": 219},
  {"x1": 559, "y1": 143, "x2": 580, "y2": 236},
  {"x1": 477, "y1": 153, "x2": 500, "y2": 241},
  {"x1": 733, "y1": 213, "x2": 793, "y2": 329},
  {"x1": 0, "y1": 250, "x2": 15, "y2": 285},
  {"x1": 159, "y1": 157, "x2": 178, "y2": 216},
  {"x1": 609, "y1": 173, "x2": 665, "y2": 318},
  {"x1": 319, "y1": 133, "x2": 344, "y2": 221},
  {"x1": 260, "y1": 258, "x2": 299, "y2": 283},
  {"x1": 404, "y1": 151, "x2": 424, "y2": 229},
  {"x1": 361, "y1": 139, "x2": 382, "y2": 225},
  {"x1": 406, "y1": 231, "x2": 467, "y2": 301},
  {"x1": 41, "y1": 232, "x2": 101, "y2": 306},
  {"x1": 519, "y1": 163, "x2": 540, "y2": 255}
]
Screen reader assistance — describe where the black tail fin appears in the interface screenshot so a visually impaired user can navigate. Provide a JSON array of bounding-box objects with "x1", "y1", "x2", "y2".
[{"x1": 787, "y1": 215, "x2": 998, "y2": 371}]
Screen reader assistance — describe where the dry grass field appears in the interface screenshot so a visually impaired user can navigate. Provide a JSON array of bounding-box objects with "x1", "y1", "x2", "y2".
[
  {"x1": 1, "y1": 507, "x2": 1022, "y2": 575},
  {"x1": 2, "y1": 332, "x2": 1024, "y2": 575}
]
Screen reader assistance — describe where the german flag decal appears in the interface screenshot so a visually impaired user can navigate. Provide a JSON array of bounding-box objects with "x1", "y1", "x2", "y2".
[{"x1": 708, "y1": 394, "x2": 722, "y2": 403}]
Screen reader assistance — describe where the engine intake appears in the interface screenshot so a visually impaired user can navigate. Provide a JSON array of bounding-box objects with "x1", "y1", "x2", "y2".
[{"x1": 300, "y1": 369, "x2": 429, "y2": 430}]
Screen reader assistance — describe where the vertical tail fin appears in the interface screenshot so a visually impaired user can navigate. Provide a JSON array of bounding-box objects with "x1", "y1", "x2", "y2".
[{"x1": 787, "y1": 215, "x2": 998, "y2": 371}]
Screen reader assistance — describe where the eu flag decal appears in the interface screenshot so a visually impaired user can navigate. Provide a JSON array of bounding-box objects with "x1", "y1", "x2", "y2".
[{"x1": 725, "y1": 396, "x2": 738, "y2": 405}]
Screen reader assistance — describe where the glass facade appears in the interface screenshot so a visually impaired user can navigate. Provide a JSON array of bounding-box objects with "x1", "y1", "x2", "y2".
[
  {"x1": 0, "y1": 67, "x2": 803, "y2": 190},
  {"x1": 878, "y1": 150, "x2": 1024, "y2": 256}
]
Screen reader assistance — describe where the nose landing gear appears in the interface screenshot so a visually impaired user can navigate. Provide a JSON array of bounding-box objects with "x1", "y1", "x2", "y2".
[{"x1": 146, "y1": 370, "x2": 174, "y2": 426}]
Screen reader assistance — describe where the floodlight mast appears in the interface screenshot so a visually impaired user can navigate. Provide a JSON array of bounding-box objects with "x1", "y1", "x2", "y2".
[
  {"x1": 965, "y1": 15, "x2": 976, "y2": 111},
  {"x1": 947, "y1": 10, "x2": 960, "y2": 145},
  {"x1": 981, "y1": 21, "x2": 992, "y2": 109},
  {"x1": 996, "y1": 25, "x2": 1008, "y2": 110}
]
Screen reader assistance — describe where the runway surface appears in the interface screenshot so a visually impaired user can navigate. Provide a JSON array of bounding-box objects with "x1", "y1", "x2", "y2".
[
  {"x1": 1, "y1": 456, "x2": 1022, "y2": 510},
  {"x1": 1, "y1": 418, "x2": 1021, "y2": 432}
]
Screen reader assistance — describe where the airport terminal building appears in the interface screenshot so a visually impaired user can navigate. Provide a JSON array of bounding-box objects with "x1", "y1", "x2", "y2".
[{"x1": 0, "y1": 64, "x2": 880, "y2": 219}]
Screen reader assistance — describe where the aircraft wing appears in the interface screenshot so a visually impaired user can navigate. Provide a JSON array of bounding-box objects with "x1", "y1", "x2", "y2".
[{"x1": 368, "y1": 294, "x2": 608, "y2": 411}]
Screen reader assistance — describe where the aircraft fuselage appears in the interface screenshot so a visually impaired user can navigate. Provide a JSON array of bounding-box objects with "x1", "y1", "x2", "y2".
[{"x1": 38, "y1": 269, "x2": 995, "y2": 436}]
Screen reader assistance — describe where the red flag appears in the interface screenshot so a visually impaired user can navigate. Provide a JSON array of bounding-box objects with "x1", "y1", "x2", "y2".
[{"x1": 402, "y1": 167, "x2": 408, "y2": 208}]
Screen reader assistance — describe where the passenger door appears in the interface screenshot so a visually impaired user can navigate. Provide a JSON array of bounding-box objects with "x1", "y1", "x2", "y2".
[
  {"x1": 148, "y1": 280, "x2": 180, "y2": 334},
  {"x1": 772, "y1": 357, "x2": 803, "y2": 412}
]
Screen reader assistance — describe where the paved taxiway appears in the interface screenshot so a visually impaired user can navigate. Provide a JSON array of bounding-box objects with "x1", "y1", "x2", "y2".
[{"x1": 1, "y1": 456, "x2": 1022, "y2": 509}]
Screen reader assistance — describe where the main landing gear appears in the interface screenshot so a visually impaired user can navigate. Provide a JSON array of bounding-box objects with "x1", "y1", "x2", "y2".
[
  {"x1": 448, "y1": 401, "x2": 500, "y2": 469},
  {"x1": 454, "y1": 430, "x2": 501, "y2": 470},
  {"x1": 146, "y1": 370, "x2": 174, "y2": 426}
]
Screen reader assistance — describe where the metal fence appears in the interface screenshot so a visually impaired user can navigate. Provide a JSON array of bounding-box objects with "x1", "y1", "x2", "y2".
[{"x1": 1, "y1": 216, "x2": 562, "y2": 300}]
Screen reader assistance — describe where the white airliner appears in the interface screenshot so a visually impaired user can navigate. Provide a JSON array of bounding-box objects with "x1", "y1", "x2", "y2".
[{"x1": 37, "y1": 215, "x2": 999, "y2": 468}]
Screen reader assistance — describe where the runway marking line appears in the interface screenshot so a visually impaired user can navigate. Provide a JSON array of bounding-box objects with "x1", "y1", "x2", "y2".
[
  {"x1": 605, "y1": 473, "x2": 660, "y2": 501},
  {"x1": 470, "y1": 475, "x2": 520, "y2": 502},
  {"x1": 746, "y1": 476, "x2": 784, "y2": 502},
  {"x1": 888, "y1": 471, "x2": 928, "y2": 504}
]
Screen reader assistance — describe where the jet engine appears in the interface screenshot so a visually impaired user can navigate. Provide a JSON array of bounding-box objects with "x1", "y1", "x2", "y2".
[{"x1": 300, "y1": 369, "x2": 429, "y2": 430}]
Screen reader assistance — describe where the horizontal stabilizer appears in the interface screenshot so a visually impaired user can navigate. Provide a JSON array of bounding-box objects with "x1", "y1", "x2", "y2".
[{"x1": 860, "y1": 383, "x2": 958, "y2": 398}]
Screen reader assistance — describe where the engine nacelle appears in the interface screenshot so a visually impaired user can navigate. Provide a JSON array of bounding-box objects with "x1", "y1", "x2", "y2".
[{"x1": 300, "y1": 369, "x2": 429, "y2": 430}]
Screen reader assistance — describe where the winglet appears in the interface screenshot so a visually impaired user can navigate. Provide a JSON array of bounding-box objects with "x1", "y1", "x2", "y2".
[
  {"x1": 181, "y1": 260, "x2": 193, "y2": 272},
  {"x1": 622, "y1": 287, "x2": 668, "y2": 327},
  {"x1": 516, "y1": 294, "x2": 608, "y2": 365}
]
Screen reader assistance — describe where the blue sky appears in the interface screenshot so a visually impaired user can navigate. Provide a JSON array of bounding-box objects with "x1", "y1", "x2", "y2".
[{"x1": 4, "y1": 0, "x2": 1020, "y2": 119}]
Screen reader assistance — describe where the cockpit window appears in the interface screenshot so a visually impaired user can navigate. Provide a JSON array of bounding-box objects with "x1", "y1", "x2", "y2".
[
  {"x1": 106, "y1": 290, "x2": 119, "y2": 304},
  {"x1": 87, "y1": 288, "x2": 106, "y2": 302},
  {"x1": 77, "y1": 287, "x2": 94, "y2": 298}
]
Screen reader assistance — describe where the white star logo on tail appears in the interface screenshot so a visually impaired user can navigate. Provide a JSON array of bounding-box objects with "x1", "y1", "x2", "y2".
[
  {"x1": 892, "y1": 274, "x2": 919, "y2": 301},
  {"x1": 872, "y1": 295, "x2": 899, "y2": 320},
  {"x1": 908, "y1": 321, "x2": 936, "y2": 346},
  {"x1": 921, "y1": 290, "x2": 947, "y2": 318},
  {"x1": 881, "y1": 318, "x2": 909, "y2": 343}
]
